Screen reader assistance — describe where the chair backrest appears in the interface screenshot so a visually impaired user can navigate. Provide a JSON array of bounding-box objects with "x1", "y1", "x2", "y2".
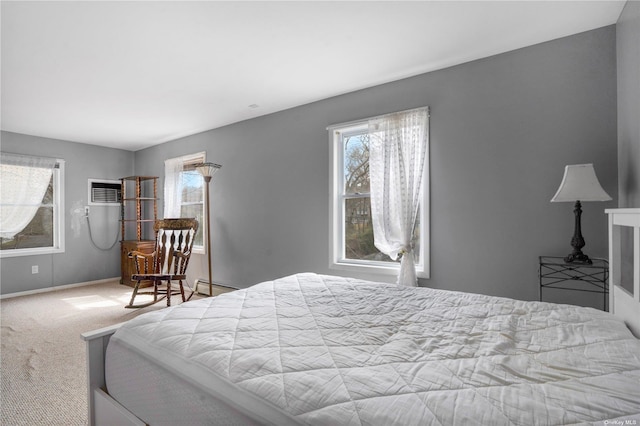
[{"x1": 153, "y1": 218, "x2": 199, "y2": 276}]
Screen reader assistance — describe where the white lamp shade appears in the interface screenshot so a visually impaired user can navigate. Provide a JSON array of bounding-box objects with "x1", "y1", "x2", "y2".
[
  {"x1": 551, "y1": 164, "x2": 611, "y2": 202},
  {"x1": 195, "y1": 162, "x2": 221, "y2": 178}
]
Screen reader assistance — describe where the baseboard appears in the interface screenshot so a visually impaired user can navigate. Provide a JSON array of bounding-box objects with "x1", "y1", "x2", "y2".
[{"x1": 0, "y1": 277, "x2": 120, "y2": 300}]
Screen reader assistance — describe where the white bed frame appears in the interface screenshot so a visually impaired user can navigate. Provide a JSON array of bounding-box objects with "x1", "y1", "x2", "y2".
[
  {"x1": 606, "y1": 208, "x2": 640, "y2": 337},
  {"x1": 81, "y1": 323, "x2": 141, "y2": 425},
  {"x1": 81, "y1": 208, "x2": 640, "y2": 425}
]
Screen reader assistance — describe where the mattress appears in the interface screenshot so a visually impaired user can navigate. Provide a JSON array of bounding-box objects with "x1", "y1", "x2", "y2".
[{"x1": 106, "y1": 273, "x2": 640, "y2": 425}]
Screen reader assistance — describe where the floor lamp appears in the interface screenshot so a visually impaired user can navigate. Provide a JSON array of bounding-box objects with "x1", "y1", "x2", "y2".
[{"x1": 195, "y1": 162, "x2": 222, "y2": 296}]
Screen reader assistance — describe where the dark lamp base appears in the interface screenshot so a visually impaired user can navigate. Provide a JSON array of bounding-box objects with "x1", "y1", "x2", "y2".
[
  {"x1": 564, "y1": 251, "x2": 593, "y2": 264},
  {"x1": 564, "y1": 200, "x2": 593, "y2": 265}
]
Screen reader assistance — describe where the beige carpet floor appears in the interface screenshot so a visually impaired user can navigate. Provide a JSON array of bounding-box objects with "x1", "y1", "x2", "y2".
[{"x1": 1, "y1": 279, "x2": 200, "y2": 426}]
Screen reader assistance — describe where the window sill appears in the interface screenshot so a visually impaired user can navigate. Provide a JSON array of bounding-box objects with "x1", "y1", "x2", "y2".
[
  {"x1": 0, "y1": 247, "x2": 65, "y2": 258},
  {"x1": 330, "y1": 259, "x2": 429, "y2": 279}
]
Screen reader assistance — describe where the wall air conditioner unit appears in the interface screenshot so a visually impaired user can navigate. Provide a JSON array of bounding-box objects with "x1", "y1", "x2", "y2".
[{"x1": 88, "y1": 179, "x2": 122, "y2": 205}]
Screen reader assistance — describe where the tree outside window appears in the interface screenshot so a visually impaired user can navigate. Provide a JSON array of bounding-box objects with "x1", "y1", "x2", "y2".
[
  {"x1": 165, "y1": 152, "x2": 206, "y2": 252},
  {"x1": 180, "y1": 168, "x2": 204, "y2": 248},
  {"x1": 330, "y1": 121, "x2": 425, "y2": 276},
  {"x1": 343, "y1": 133, "x2": 392, "y2": 262},
  {"x1": 0, "y1": 157, "x2": 64, "y2": 257}
]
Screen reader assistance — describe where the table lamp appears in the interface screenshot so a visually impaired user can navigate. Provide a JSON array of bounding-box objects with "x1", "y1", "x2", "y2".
[{"x1": 551, "y1": 164, "x2": 611, "y2": 264}]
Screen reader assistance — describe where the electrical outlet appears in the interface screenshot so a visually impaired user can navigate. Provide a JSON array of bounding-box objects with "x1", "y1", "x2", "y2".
[
  {"x1": 84, "y1": 206, "x2": 90, "y2": 215},
  {"x1": 32, "y1": 265, "x2": 39, "y2": 274}
]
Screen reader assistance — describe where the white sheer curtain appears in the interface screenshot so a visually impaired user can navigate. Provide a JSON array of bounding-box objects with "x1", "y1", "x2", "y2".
[
  {"x1": 164, "y1": 157, "x2": 184, "y2": 218},
  {"x1": 369, "y1": 107, "x2": 429, "y2": 287},
  {"x1": 0, "y1": 153, "x2": 57, "y2": 239}
]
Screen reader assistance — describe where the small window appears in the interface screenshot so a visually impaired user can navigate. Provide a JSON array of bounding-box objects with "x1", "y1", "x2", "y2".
[
  {"x1": 0, "y1": 156, "x2": 65, "y2": 258},
  {"x1": 164, "y1": 152, "x2": 206, "y2": 253},
  {"x1": 179, "y1": 166, "x2": 205, "y2": 250},
  {"x1": 329, "y1": 118, "x2": 428, "y2": 277}
]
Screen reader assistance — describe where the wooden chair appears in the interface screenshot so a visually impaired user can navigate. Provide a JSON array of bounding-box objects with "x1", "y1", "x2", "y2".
[{"x1": 125, "y1": 218, "x2": 199, "y2": 309}]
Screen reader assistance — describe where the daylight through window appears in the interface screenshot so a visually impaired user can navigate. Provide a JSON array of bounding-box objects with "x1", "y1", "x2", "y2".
[
  {"x1": 0, "y1": 154, "x2": 65, "y2": 257},
  {"x1": 164, "y1": 152, "x2": 206, "y2": 252},
  {"x1": 329, "y1": 118, "x2": 428, "y2": 277}
]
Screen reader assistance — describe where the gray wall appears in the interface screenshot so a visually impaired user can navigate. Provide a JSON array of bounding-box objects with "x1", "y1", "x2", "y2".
[
  {"x1": 135, "y1": 26, "x2": 618, "y2": 308},
  {"x1": 0, "y1": 131, "x2": 133, "y2": 294},
  {"x1": 615, "y1": 1, "x2": 639, "y2": 295},
  {"x1": 617, "y1": 1, "x2": 640, "y2": 208}
]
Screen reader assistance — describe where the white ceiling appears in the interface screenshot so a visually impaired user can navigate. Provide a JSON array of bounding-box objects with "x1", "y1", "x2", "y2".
[{"x1": 1, "y1": 1, "x2": 626, "y2": 151}]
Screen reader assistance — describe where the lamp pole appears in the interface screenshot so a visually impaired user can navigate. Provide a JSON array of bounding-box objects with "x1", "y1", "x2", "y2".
[
  {"x1": 194, "y1": 162, "x2": 221, "y2": 297},
  {"x1": 203, "y1": 175, "x2": 213, "y2": 296}
]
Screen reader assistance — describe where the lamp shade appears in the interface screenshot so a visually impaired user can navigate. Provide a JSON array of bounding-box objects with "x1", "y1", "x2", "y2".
[
  {"x1": 195, "y1": 162, "x2": 222, "y2": 178},
  {"x1": 551, "y1": 164, "x2": 611, "y2": 202}
]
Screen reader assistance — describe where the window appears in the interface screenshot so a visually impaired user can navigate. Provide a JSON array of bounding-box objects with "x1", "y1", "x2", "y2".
[
  {"x1": 329, "y1": 119, "x2": 429, "y2": 277},
  {"x1": 0, "y1": 155, "x2": 65, "y2": 258},
  {"x1": 164, "y1": 152, "x2": 205, "y2": 253}
]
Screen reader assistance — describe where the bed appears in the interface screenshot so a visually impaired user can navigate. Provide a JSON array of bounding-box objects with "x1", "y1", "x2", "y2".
[{"x1": 82, "y1": 208, "x2": 640, "y2": 425}]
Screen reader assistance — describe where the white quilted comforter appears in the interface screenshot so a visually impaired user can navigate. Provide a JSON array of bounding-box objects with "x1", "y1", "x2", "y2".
[{"x1": 108, "y1": 273, "x2": 640, "y2": 425}]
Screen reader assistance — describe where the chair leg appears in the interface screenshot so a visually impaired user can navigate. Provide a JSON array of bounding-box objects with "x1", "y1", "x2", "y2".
[
  {"x1": 126, "y1": 281, "x2": 141, "y2": 308},
  {"x1": 185, "y1": 280, "x2": 196, "y2": 302},
  {"x1": 166, "y1": 280, "x2": 171, "y2": 307},
  {"x1": 179, "y1": 280, "x2": 186, "y2": 302},
  {"x1": 125, "y1": 280, "x2": 163, "y2": 309}
]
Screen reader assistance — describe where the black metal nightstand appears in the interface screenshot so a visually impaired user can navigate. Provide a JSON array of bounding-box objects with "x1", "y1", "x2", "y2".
[{"x1": 538, "y1": 256, "x2": 609, "y2": 311}]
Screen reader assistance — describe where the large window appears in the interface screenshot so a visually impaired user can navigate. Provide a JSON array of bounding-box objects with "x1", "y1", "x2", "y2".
[
  {"x1": 0, "y1": 156, "x2": 65, "y2": 258},
  {"x1": 164, "y1": 152, "x2": 205, "y2": 253},
  {"x1": 329, "y1": 120, "x2": 428, "y2": 277}
]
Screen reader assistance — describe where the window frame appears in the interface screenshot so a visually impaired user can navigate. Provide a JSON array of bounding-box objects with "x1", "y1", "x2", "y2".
[
  {"x1": 329, "y1": 119, "x2": 430, "y2": 278},
  {"x1": 0, "y1": 159, "x2": 66, "y2": 258},
  {"x1": 166, "y1": 152, "x2": 206, "y2": 254}
]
